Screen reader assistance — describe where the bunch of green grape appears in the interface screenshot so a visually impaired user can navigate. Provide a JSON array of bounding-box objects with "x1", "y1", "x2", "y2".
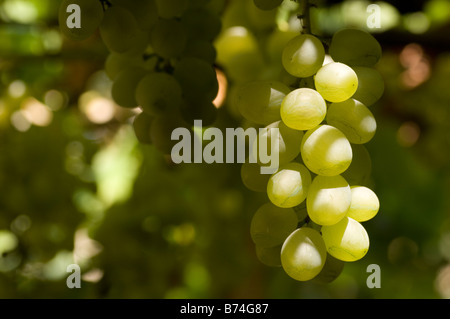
[
  {"x1": 59, "y1": 0, "x2": 222, "y2": 154},
  {"x1": 238, "y1": 17, "x2": 384, "y2": 282}
]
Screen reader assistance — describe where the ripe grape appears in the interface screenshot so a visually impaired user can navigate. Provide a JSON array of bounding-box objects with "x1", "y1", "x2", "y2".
[
  {"x1": 342, "y1": 144, "x2": 372, "y2": 186},
  {"x1": 150, "y1": 113, "x2": 190, "y2": 155},
  {"x1": 267, "y1": 162, "x2": 311, "y2": 208},
  {"x1": 256, "y1": 244, "x2": 282, "y2": 267},
  {"x1": 234, "y1": 81, "x2": 290, "y2": 125},
  {"x1": 155, "y1": 0, "x2": 189, "y2": 19},
  {"x1": 282, "y1": 34, "x2": 325, "y2": 78},
  {"x1": 281, "y1": 227, "x2": 327, "y2": 281},
  {"x1": 133, "y1": 112, "x2": 154, "y2": 145},
  {"x1": 326, "y1": 99, "x2": 377, "y2": 144},
  {"x1": 135, "y1": 72, "x2": 183, "y2": 115},
  {"x1": 173, "y1": 57, "x2": 219, "y2": 102},
  {"x1": 111, "y1": 67, "x2": 148, "y2": 108},
  {"x1": 281, "y1": 88, "x2": 327, "y2": 131},
  {"x1": 329, "y1": 29, "x2": 382, "y2": 67},
  {"x1": 352, "y1": 66, "x2": 385, "y2": 106},
  {"x1": 99, "y1": 6, "x2": 141, "y2": 54},
  {"x1": 59, "y1": 0, "x2": 104, "y2": 41},
  {"x1": 314, "y1": 62, "x2": 359, "y2": 103},
  {"x1": 250, "y1": 202, "x2": 298, "y2": 248},
  {"x1": 301, "y1": 125, "x2": 353, "y2": 176},
  {"x1": 251, "y1": 121, "x2": 304, "y2": 166},
  {"x1": 306, "y1": 175, "x2": 351, "y2": 226},
  {"x1": 347, "y1": 186, "x2": 380, "y2": 222},
  {"x1": 150, "y1": 18, "x2": 188, "y2": 59},
  {"x1": 321, "y1": 217, "x2": 370, "y2": 262}
]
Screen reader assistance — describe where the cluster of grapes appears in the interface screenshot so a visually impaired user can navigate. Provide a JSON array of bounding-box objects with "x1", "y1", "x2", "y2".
[
  {"x1": 59, "y1": 0, "x2": 222, "y2": 154},
  {"x1": 238, "y1": 19, "x2": 384, "y2": 281}
]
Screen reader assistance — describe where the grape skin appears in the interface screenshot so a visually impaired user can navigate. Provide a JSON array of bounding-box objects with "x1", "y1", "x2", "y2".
[{"x1": 314, "y1": 62, "x2": 359, "y2": 103}]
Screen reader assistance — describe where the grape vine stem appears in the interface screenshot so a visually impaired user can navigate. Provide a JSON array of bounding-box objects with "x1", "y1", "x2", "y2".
[{"x1": 299, "y1": 0, "x2": 312, "y2": 35}]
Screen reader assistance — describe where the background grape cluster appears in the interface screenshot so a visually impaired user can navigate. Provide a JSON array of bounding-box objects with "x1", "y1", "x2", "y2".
[
  {"x1": 237, "y1": 3, "x2": 384, "y2": 282},
  {"x1": 59, "y1": 0, "x2": 222, "y2": 155}
]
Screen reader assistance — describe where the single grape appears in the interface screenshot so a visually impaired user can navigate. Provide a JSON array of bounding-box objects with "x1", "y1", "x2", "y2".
[
  {"x1": 135, "y1": 72, "x2": 183, "y2": 115},
  {"x1": 251, "y1": 121, "x2": 304, "y2": 166},
  {"x1": 150, "y1": 113, "x2": 190, "y2": 155},
  {"x1": 307, "y1": 175, "x2": 351, "y2": 226},
  {"x1": 281, "y1": 227, "x2": 327, "y2": 281},
  {"x1": 234, "y1": 81, "x2": 290, "y2": 125},
  {"x1": 352, "y1": 66, "x2": 385, "y2": 106},
  {"x1": 111, "y1": 67, "x2": 148, "y2": 108},
  {"x1": 253, "y1": 0, "x2": 283, "y2": 10},
  {"x1": 314, "y1": 62, "x2": 358, "y2": 103},
  {"x1": 59, "y1": 0, "x2": 104, "y2": 41},
  {"x1": 267, "y1": 162, "x2": 311, "y2": 208},
  {"x1": 341, "y1": 144, "x2": 372, "y2": 186},
  {"x1": 99, "y1": 6, "x2": 141, "y2": 54},
  {"x1": 329, "y1": 28, "x2": 382, "y2": 67},
  {"x1": 347, "y1": 186, "x2": 380, "y2": 222},
  {"x1": 281, "y1": 88, "x2": 327, "y2": 131},
  {"x1": 150, "y1": 18, "x2": 187, "y2": 59},
  {"x1": 326, "y1": 99, "x2": 377, "y2": 144},
  {"x1": 173, "y1": 57, "x2": 219, "y2": 102},
  {"x1": 255, "y1": 244, "x2": 282, "y2": 267},
  {"x1": 282, "y1": 34, "x2": 325, "y2": 78},
  {"x1": 111, "y1": 0, "x2": 158, "y2": 31},
  {"x1": 155, "y1": 0, "x2": 189, "y2": 19},
  {"x1": 312, "y1": 253, "x2": 345, "y2": 284},
  {"x1": 301, "y1": 125, "x2": 353, "y2": 176},
  {"x1": 133, "y1": 112, "x2": 154, "y2": 144},
  {"x1": 241, "y1": 162, "x2": 272, "y2": 193},
  {"x1": 322, "y1": 217, "x2": 370, "y2": 262},
  {"x1": 250, "y1": 202, "x2": 298, "y2": 248}
]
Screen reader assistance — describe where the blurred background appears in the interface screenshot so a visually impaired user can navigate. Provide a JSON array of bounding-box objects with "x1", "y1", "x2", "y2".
[{"x1": 0, "y1": 0, "x2": 449, "y2": 299}]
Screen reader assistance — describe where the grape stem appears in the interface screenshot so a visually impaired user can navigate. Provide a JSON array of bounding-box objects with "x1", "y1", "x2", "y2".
[
  {"x1": 100, "y1": 0, "x2": 112, "y2": 11},
  {"x1": 298, "y1": 0, "x2": 312, "y2": 35}
]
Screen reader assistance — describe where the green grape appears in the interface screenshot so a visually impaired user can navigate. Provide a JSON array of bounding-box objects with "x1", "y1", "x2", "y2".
[
  {"x1": 181, "y1": 7, "x2": 222, "y2": 41},
  {"x1": 59, "y1": 0, "x2": 104, "y2": 41},
  {"x1": 281, "y1": 227, "x2": 327, "y2": 281},
  {"x1": 256, "y1": 244, "x2": 282, "y2": 267},
  {"x1": 326, "y1": 99, "x2": 377, "y2": 144},
  {"x1": 267, "y1": 163, "x2": 311, "y2": 208},
  {"x1": 347, "y1": 186, "x2": 380, "y2": 222},
  {"x1": 99, "y1": 6, "x2": 142, "y2": 54},
  {"x1": 180, "y1": 99, "x2": 218, "y2": 127},
  {"x1": 253, "y1": 0, "x2": 283, "y2": 10},
  {"x1": 321, "y1": 217, "x2": 370, "y2": 262},
  {"x1": 135, "y1": 72, "x2": 183, "y2": 115},
  {"x1": 111, "y1": 67, "x2": 148, "y2": 108},
  {"x1": 173, "y1": 57, "x2": 219, "y2": 102},
  {"x1": 150, "y1": 113, "x2": 190, "y2": 155},
  {"x1": 111, "y1": 0, "x2": 158, "y2": 31},
  {"x1": 314, "y1": 62, "x2": 358, "y2": 103},
  {"x1": 150, "y1": 18, "x2": 187, "y2": 59},
  {"x1": 306, "y1": 175, "x2": 351, "y2": 226},
  {"x1": 281, "y1": 88, "x2": 327, "y2": 131},
  {"x1": 234, "y1": 81, "x2": 290, "y2": 125},
  {"x1": 104, "y1": 53, "x2": 145, "y2": 80},
  {"x1": 312, "y1": 253, "x2": 345, "y2": 284},
  {"x1": 329, "y1": 29, "x2": 382, "y2": 67},
  {"x1": 252, "y1": 121, "x2": 304, "y2": 166},
  {"x1": 183, "y1": 40, "x2": 217, "y2": 64},
  {"x1": 352, "y1": 66, "x2": 385, "y2": 106},
  {"x1": 133, "y1": 112, "x2": 154, "y2": 144},
  {"x1": 155, "y1": 0, "x2": 189, "y2": 19},
  {"x1": 266, "y1": 29, "x2": 298, "y2": 65},
  {"x1": 341, "y1": 144, "x2": 372, "y2": 186},
  {"x1": 241, "y1": 162, "x2": 272, "y2": 193},
  {"x1": 282, "y1": 34, "x2": 325, "y2": 78},
  {"x1": 250, "y1": 202, "x2": 298, "y2": 248},
  {"x1": 301, "y1": 125, "x2": 353, "y2": 176}
]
